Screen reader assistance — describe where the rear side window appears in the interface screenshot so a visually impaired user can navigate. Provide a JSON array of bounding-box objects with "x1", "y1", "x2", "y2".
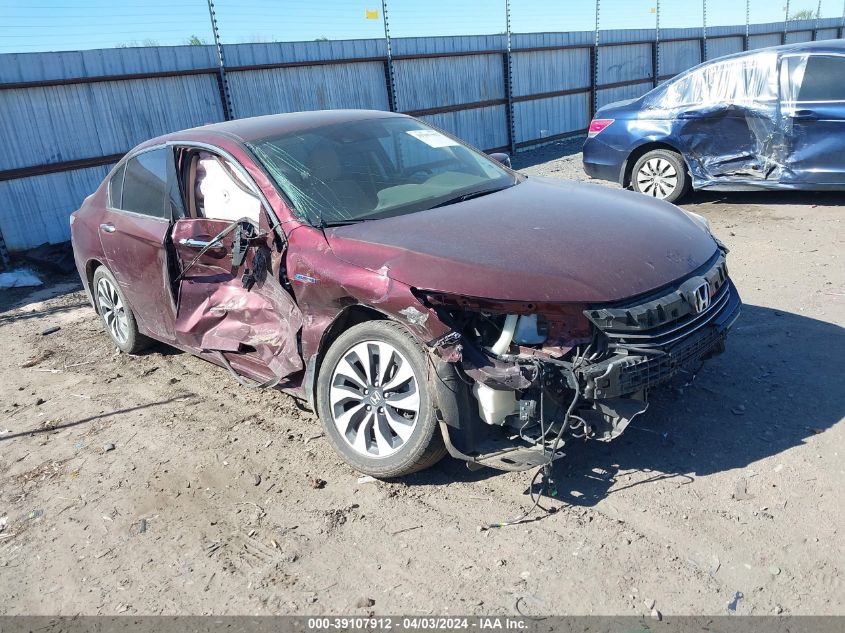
[
  {"x1": 108, "y1": 163, "x2": 125, "y2": 208},
  {"x1": 797, "y1": 55, "x2": 845, "y2": 102},
  {"x1": 121, "y1": 149, "x2": 169, "y2": 218}
]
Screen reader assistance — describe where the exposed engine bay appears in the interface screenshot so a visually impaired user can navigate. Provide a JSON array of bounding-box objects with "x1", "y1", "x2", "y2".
[{"x1": 419, "y1": 249, "x2": 741, "y2": 473}]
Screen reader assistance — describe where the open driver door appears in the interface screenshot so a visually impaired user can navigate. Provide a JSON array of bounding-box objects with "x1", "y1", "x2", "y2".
[{"x1": 169, "y1": 147, "x2": 304, "y2": 386}]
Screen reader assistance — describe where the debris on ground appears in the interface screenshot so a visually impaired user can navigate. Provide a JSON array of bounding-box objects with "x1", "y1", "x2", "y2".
[
  {"x1": 727, "y1": 591, "x2": 744, "y2": 613},
  {"x1": 357, "y1": 475, "x2": 376, "y2": 484},
  {"x1": 21, "y1": 350, "x2": 54, "y2": 368},
  {"x1": 41, "y1": 326, "x2": 61, "y2": 336},
  {"x1": 355, "y1": 597, "x2": 375, "y2": 608},
  {"x1": 310, "y1": 477, "x2": 327, "y2": 489},
  {"x1": 103, "y1": 442, "x2": 115, "y2": 452},
  {"x1": 0, "y1": 268, "x2": 42, "y2": 289},
  {"x1": 732, "y1": 477, "x2": 751, "y2": 500}
]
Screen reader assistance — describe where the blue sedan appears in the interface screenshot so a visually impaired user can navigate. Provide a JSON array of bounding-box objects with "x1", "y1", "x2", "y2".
[{"x1": 583, "y1": 40, "x2": 845, "y2": 202}]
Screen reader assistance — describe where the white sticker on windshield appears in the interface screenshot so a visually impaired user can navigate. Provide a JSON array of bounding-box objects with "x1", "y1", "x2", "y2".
[{"x1": 406, "y1": 129, "x2": 460, "y2": 148}]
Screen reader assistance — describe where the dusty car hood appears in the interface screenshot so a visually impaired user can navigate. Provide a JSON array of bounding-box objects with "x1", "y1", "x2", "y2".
[{"x1": 326, "y1": 177, "x2": 718, "y2": 304}]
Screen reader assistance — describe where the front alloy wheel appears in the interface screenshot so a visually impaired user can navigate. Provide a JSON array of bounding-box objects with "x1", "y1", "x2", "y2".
[
  {"x1": 330, "y1": 340, "x2": 420, "y2": 458},
  {"x1": 317, "y1": 321, "x2": 447, "y2": 478}
]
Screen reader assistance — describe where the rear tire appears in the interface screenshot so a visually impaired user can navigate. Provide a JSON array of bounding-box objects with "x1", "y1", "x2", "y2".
[
  {"x1": 631, "y1": 149, "x2": 691, "y2": 203},
  {"x1": 92, "y1": 266, "x2": 150, "y2": 354},
  {"x1": 316, "y1": 320, "x2": 447, "y2": 478}
]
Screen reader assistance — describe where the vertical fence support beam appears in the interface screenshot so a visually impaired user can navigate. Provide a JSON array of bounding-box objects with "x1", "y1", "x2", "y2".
[
  {"x1": 783, "y1": 0, "x2": 791, "y2": 45},
  {"x1": 381, "y1": 0, "x2": 398, "y2": 112},
  {"x1": 653, "y1": 0, "x2": 660, "y2": 87},
  {"x1": 813, "y1": 0, "x2": 821, "y2": 39},
  {"x1": 0, "y1": 228, "x2": 10, "y2": 271},
  {"x1": 207, "y1": 0, "x2": 233, "y2": 121},
  {"x1": 592, "y1": 0, "x2": 601, "y2": 118},
  {"x1": 702, "y1": 0, "x2": 708, "y2": 61},
  {"x1": 504, "y1": 0, "x2": 516, "y2": 154},
  {"x1": 744, "y1": 0, "x2": 750, "y2": 50}
]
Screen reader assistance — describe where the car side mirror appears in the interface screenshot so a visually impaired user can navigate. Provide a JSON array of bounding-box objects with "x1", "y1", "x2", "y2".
[{"x1": 488, "y1": 152, "x2": 512, "y2": 168}]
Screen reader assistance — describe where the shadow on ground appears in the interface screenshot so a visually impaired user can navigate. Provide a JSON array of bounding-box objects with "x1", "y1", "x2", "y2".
[
  {"x1": 685, "y1": 189, "x2": 844, "y2": 208},
  {"x1": 415, "y1": 304, "x2": 845, "y2": 501}
]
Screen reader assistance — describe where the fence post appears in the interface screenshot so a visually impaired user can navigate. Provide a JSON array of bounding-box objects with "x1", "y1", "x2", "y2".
[
  {"x1": 381, "y1": 0, "x2": 398, "y2": 112},
  {"x1": 592, "y1": 0, "x2": 600, "y2": 118},
  {"x1": 702, "y1": 0, "x2": 708, "y2": 61},
  {"x1": 744, "y1": 0, "x2": 750, "y2": 50},
  {"x1": 653, "y1": 0, "x2": 660, "y2": 87},
  {"x1": 783, "y1": 0, "x2": 791, "y2": 45},
  {"x1": 0, "y1": 228, "x2": 9, "y2": 270},
  {"x1": 813, "y1": 0, "x2": 821, "y2": 39},
  {"x1": 504, "y1": 0, "x2": 516, "y2": 154},
  {"x1": 206, "y1": 0, "x2": 233, "y2": 121}
]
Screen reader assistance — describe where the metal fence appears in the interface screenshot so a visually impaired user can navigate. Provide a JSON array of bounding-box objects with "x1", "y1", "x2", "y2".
[{"x1": 0, "y1": 1, "x2": 844, "y2": 255}]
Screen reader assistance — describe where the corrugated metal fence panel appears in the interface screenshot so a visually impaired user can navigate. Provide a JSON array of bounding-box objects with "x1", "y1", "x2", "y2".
[
  {"x1": 598, "y1": 42, "x2": 653, "y2": 85},
  {"x1": 0, "y1": 46, "x2": 216, "y2": 83},
  {"x1": 421, "y1": 105, "x2": 508, "y2": 151},
  {"x1": 392, "y1": 35, "x2": 505, "y2": 56},
  {"x1": 223, "y1": 39, "x2": 386, "y2": 66},
  {"x1": 513, "y1": 93, "x2": 590, "y2": 144},
  {"x1": 600, "y1": 29, "x2": 658, "y2": 44},
  {"x1": 394, "y1": 54, "x2": 504, "y2": 111},
  {"x1": 659, "y1": 40, "x2": 701, "y2": 76},
  {"x1": 596, "y1": 83, "x2": 652, "y2": 110},
  {"x1": 227, "y1": 63, "x2": 389, "y2": 118},
  {"x1": 0, "y1": 74, "x2": 225, "y2": 171},
  {"x1": 511, "y1": 31, "x2": 595, "y2": 48},
  {"x1": 748, "y1": 33, "x2": 783, "y2": 50},
  {"x1": 707, "y1": 36, "x2": 745, "y2": 60},
  {"x1": 511, "y1": 48, "x2": 590, "y2": 96},
  {"x1": 0, "y1": 163, "x2": 113, "y2": 250},
  {"x1": 785, "y1": 30, "x2": 815, "y2": 44},
  {"x1": 816, "y1": 28, "x2": 840, "y2": 40}
]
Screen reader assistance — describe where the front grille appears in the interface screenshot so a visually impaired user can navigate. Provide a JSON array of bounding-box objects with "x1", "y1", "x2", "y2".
[
  {"x1": 585, "y1": 252, "x2": 732, "y2": 351},
  {"x1": 579, "y1": 285, "x2": 740, "y2": 399}
]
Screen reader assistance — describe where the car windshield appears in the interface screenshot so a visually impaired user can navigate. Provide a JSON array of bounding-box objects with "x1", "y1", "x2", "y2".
[{"x1": 247, "y1": 116, "x2": 518, "y2": 226}]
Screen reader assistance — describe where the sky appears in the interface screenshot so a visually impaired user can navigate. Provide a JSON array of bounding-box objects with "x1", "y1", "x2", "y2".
[{"x1": 0, "y1": 0, "x2": 841, "y2": 55}]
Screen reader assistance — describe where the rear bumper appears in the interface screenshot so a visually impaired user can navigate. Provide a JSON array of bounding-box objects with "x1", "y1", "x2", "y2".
[
  {"x1": 579, "y1": 279, "x2": 741, "y2": 400},
  {"x1": 582, "y1": 137, "x2": 627, "y2": 184}
]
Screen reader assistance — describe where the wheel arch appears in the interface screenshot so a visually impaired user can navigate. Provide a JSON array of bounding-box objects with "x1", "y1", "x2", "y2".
[
  {"x1": 83, "y1": 258, "x2": 106, "y2": 308},
  {"x1": 305, "y1": 304, "x2": 392, "y2": 414},
  {"x1": 621, "y1": 141, "x2": 690, "y2": 188}
]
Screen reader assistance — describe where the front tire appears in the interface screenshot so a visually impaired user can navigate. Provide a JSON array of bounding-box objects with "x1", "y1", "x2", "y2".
[
  {"x1": 631, "y1": 149, "x2": 691, "y2": 203},
  {"x1": 92, "y1": 266, "x2": 150, "y2": 354},
  {"x1": 316, "y1": 320, "x2": 447, "y2": 478}
]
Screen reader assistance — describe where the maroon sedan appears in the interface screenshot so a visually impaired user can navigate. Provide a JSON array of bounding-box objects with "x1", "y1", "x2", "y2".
[{"x1": 70, "y1": 110, "x2": 740, "y2": 477}]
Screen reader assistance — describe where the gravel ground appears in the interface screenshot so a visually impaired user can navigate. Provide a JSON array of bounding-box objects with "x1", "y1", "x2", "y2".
[{"x1": 1, "y1": 141, "x2": 843, "y2": 616}]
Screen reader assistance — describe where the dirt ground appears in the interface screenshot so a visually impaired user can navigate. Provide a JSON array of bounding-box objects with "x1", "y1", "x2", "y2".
[{"x1": 1, "y1": 142, "x2": 843, "y2": 617}]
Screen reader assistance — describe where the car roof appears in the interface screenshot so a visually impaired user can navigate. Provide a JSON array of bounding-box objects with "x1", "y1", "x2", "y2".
[{"x1": 150, "y1": 109, "x2": 407, "y2": 147}]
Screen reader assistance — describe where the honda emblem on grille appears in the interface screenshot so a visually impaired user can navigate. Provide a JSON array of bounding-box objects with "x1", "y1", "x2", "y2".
[{"x1": 692, "y1": 282, "x2": 711, "y2": 313}]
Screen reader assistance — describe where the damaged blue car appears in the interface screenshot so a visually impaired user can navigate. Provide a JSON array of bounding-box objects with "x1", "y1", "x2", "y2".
[{"x1": 582, "y1": 40, "x2": 845, "y2": 202}]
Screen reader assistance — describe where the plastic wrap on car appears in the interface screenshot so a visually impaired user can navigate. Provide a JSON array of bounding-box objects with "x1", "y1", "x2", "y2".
[{"x1": 640, "y1": 51, "x2": 808, "y2": 188}]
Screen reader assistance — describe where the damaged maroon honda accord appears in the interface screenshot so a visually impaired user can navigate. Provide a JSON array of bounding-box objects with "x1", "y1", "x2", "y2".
[{"x1": 71, "y1": 110, "x2": 740, "y2": 477}]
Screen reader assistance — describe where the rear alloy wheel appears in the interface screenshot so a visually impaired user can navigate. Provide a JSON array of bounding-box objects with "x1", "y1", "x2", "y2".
[
  {"x1": 631, "y1": 149, "x2": 690, "y2": 203},
  {"x1": 316, "y1": 321, "x2": 447, "y2": 478},
  {"x1": 92, "y1": 266, "x2": 150, "y2": 354}
]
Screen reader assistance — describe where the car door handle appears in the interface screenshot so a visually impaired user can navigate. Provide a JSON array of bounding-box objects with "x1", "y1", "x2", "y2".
[
  {"x1": 792, "y1": 109, "x2": 818, "y2": 121},
  {"x1": 99, "y1": 223, "x2": 116, "y2": 233},
  {"x1": 179, "y1": 238, "x2": 223, "y2": 249}
]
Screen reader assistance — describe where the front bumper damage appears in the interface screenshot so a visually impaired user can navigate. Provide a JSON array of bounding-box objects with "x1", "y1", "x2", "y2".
[{"x1": 430, "y1": 253, "x2": 741, "y2": 472}]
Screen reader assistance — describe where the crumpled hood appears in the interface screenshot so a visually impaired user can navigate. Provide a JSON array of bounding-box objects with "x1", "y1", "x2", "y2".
[{"x1": 326, "y1": 177, "x2": 718, "y2": 304}]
